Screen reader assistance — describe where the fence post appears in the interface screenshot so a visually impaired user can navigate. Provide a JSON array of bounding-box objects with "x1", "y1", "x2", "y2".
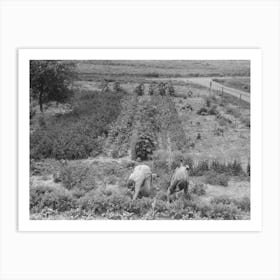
[{"x1": 209, "y1": 80, "x2": 212, "y2": 97}]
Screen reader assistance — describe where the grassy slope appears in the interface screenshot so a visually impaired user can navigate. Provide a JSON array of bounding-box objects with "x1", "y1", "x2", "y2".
[{"x1": 213, "y1": 77, "x2": 251, "y2": 93}]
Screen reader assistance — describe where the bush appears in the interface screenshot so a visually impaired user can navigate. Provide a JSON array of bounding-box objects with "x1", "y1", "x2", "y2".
[
  {"x1": 204, "y1": 171, "x2": 229, "y2": 186},
  {"x1": 30, "y1": 185, "x2": 76, "y2": 213},
  {"x1": 197, "y1": 107, "x2": 208, "y2": 115},
  {"x1": 112, "y1": 81, "x2": 121, "y2": 92},
  {"x1": 197, "y1": 105, "x2": 217, "y2": 116}
]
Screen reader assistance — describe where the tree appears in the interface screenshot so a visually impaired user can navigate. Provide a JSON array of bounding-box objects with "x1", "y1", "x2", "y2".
[{"x1": 30, "y1": 60, "x2": 75, "y2": 112}]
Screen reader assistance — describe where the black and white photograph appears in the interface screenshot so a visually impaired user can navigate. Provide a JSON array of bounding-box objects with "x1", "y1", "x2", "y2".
[
  {"x1": 3, "y1": 1, "x2": 280, "y2": 279},
  {"x1": 28, "y1": 56, "x2": 252, "y2": 221}
]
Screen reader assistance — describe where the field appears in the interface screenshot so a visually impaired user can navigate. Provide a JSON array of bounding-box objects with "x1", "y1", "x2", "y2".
[{"x1": 30, "y1": 60, "x2": 250, "y2": 220}]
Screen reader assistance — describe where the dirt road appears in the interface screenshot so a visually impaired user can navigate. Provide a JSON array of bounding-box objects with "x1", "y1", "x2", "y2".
[{"x1": 174, "y1": 77, "x2": 250, "y2": 103}]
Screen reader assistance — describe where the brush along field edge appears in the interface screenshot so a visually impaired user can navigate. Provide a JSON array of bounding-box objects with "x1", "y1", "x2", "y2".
[{"x1": 18, "y1": 49, "x2": 262, "y2": 231}]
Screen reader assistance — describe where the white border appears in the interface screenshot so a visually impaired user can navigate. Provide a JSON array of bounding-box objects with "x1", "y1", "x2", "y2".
[{"x1": 18, "y1": 49, "x2": 262, "y2": 232}]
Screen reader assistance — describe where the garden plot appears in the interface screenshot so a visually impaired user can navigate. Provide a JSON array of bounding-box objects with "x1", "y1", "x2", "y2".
[
  {"x1": 172, "y1": 87, "x2": 250, "y2": 168},
  {"x1": 29, "y1": 61, "x2": 251, "y2": 221}
]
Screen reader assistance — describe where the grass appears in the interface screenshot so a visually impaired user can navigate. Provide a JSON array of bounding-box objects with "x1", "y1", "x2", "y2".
[{"x1": 213, "y1": 77, "x2": 250, "y2": 93}]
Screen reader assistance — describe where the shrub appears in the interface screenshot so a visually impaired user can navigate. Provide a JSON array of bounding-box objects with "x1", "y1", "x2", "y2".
[
  {"x1": 197, "y1": 107, "x2": 208, "y2": 115},
  {"x1": 204, "y1": 171, "x2": 229, "y2": 186},
  {"x1": 197, "y1": 105, "x2": 217, "y2": 116},
  {"x1": 30, "y1": 185, "x2": 76, "y2": 213},
  {"x1": 112, "y1": 81, "x2": 121, "y2": 92}
]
